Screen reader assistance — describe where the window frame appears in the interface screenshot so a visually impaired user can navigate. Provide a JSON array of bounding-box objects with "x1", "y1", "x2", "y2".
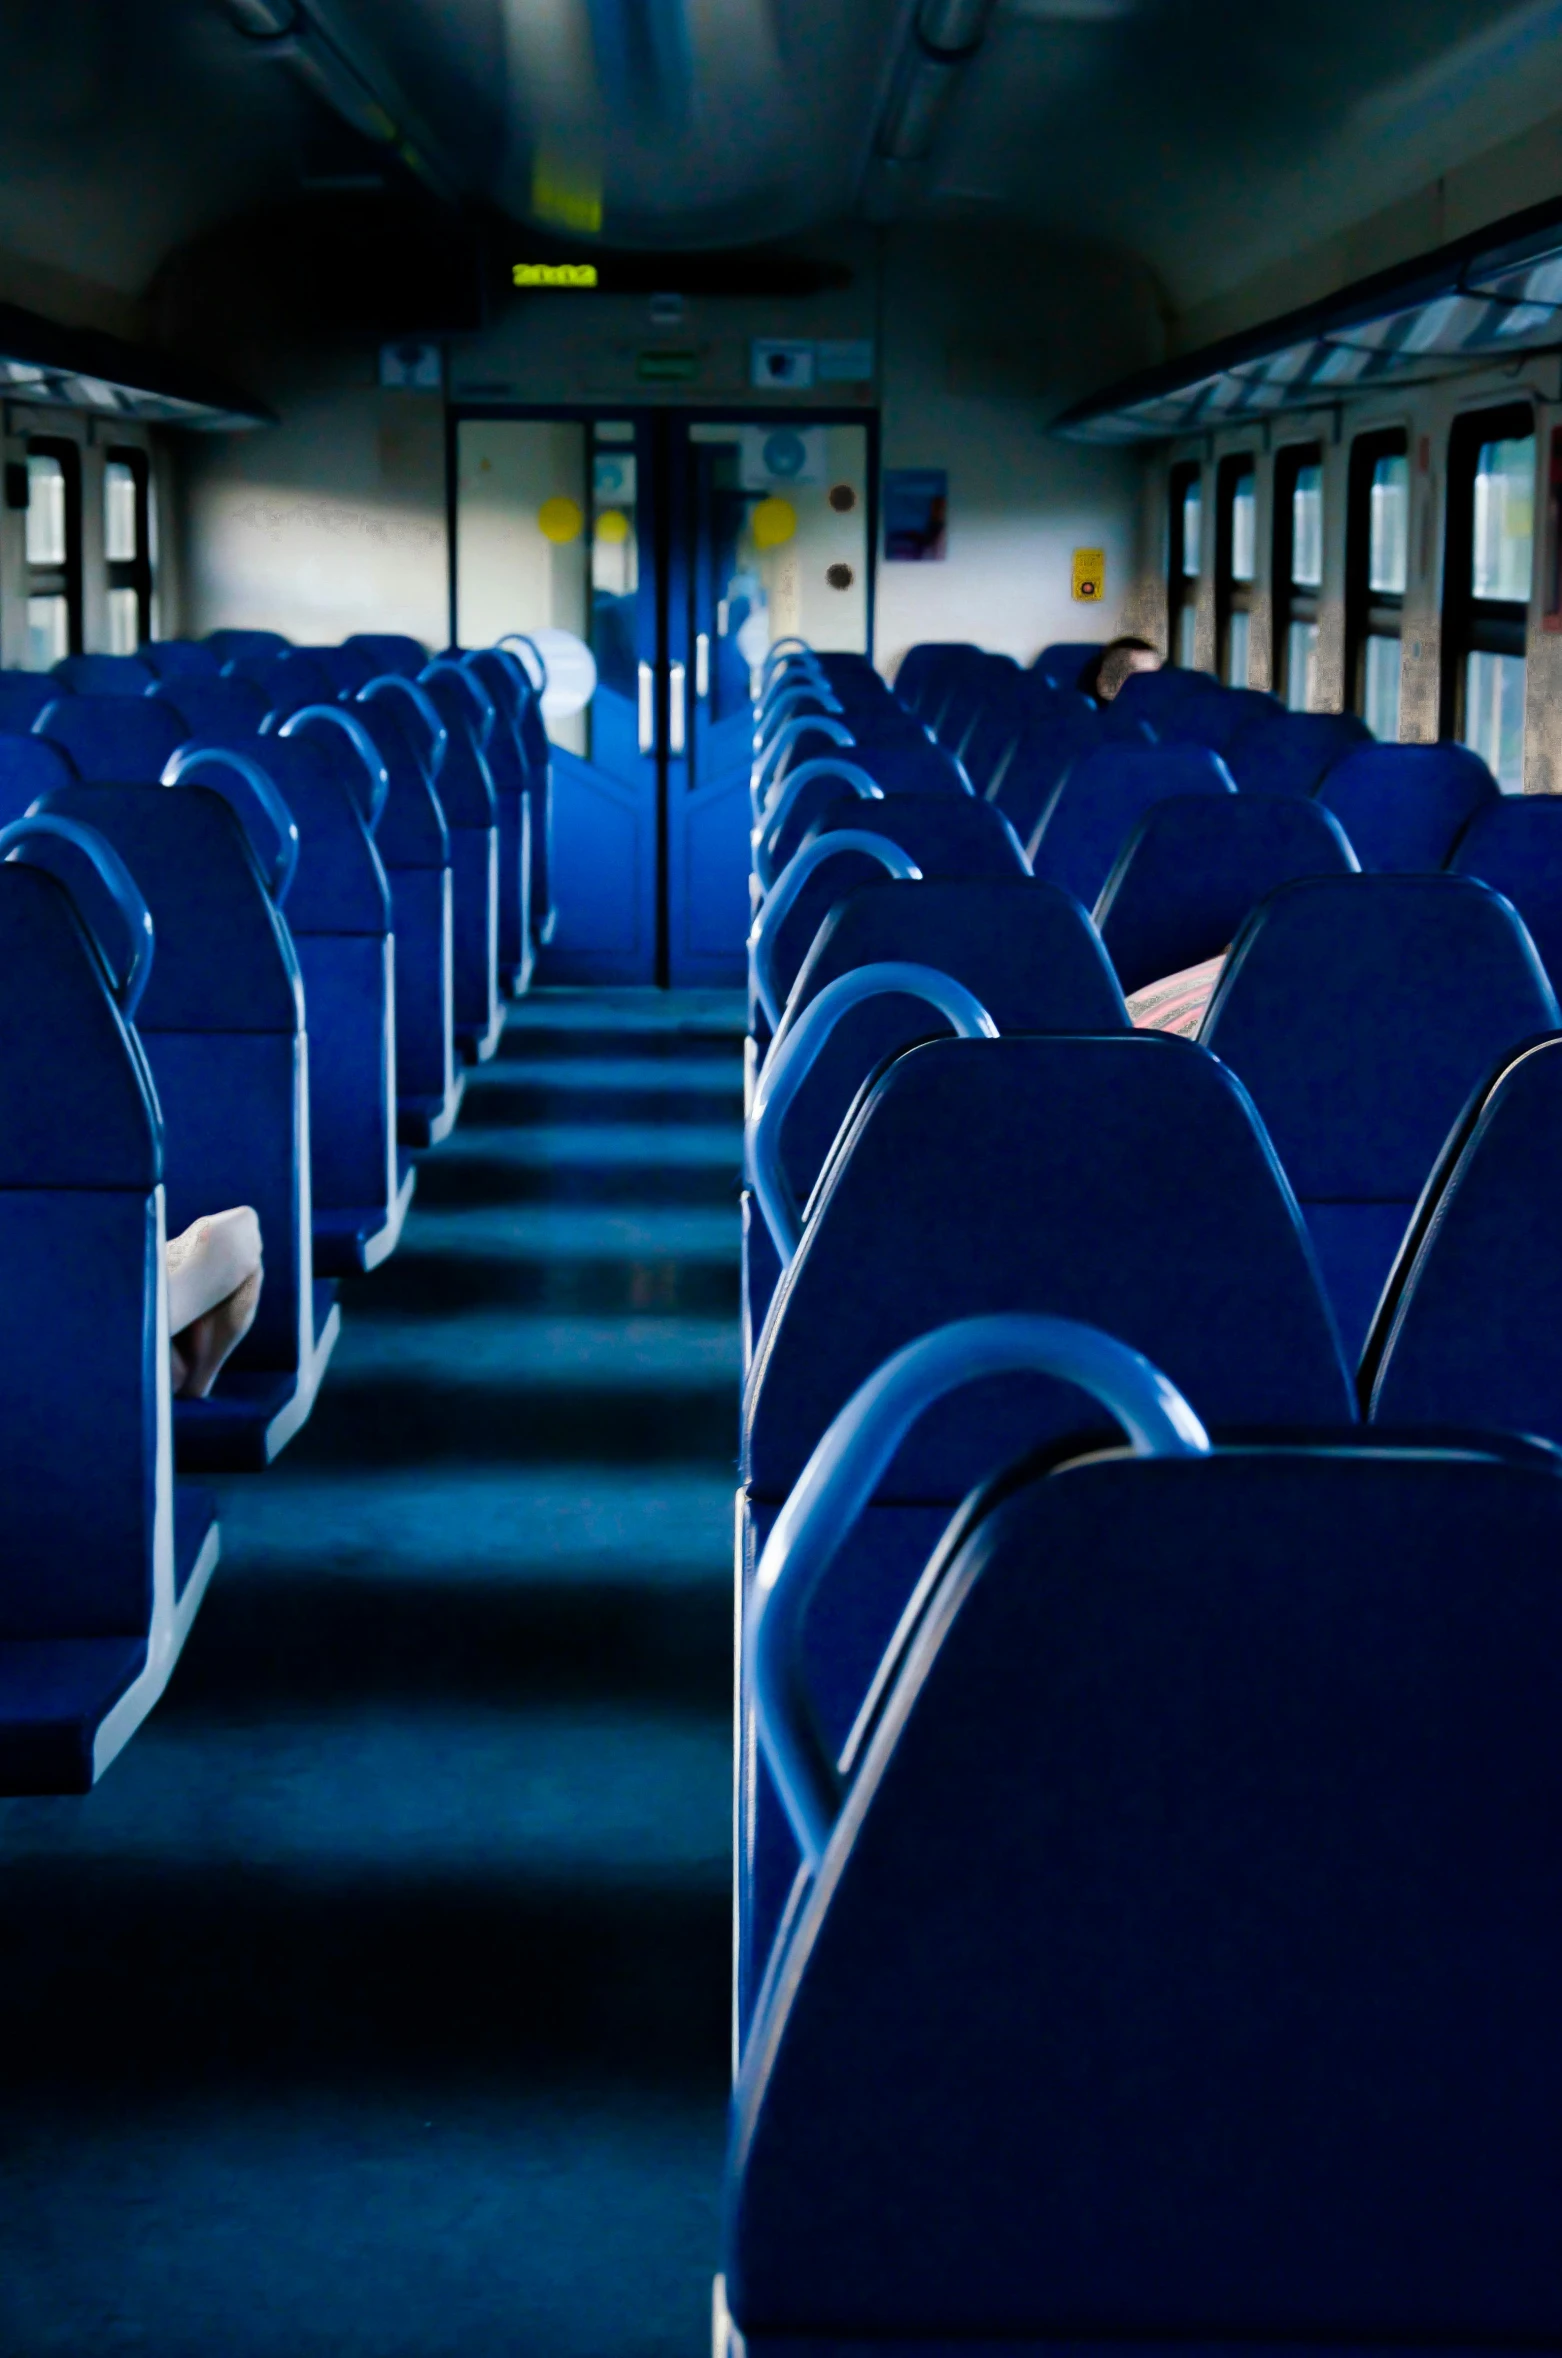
[
  {"x1": 1441, "y1": 400, "x2": 1535, "y2": 742},
  {"x1": 1167, "y1": 460, "x2": 1202, "y2": 669},
  {"x1": 1272, "y1": 439, "x2": 1323, "y2": 710},
  {"x1": 103, "y1": 445, "x2": 154, "y2": 652},
  {"x1": 25, "y1": 437, "x2": 83, "y2": 662},
  {"x1": 1214, "y1": 452, "x2": 1257, "y2": 687},
  {"x1": 1345, "y1": 425, "x2": 1409, "y2": 732}
]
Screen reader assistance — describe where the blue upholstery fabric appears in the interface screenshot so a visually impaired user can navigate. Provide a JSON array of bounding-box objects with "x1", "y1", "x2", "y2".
[
  {"x1": 1110, "y1": 664, "x2": 1217, "y2": 726},
  {"x1": 729, "y1": 1441, "x2": 1562, "y2": 2340},
  {"x1": 1095, "y1": 792, "x2": 1359, "y2": 994},
  {"x1": 0, "y1": 733, "x2": 78, "y2": 825},
  {"x1": 848, "y1": 728, "x2": 970, "y2": 797},
  {"x1": 338, "y1": 698, "x2": 455, "y2": 1131},
  {"x1": 300, "y1": 644, "x2": 378, "y2": 693},
  {"x1": 893, "y1": 643, "x2": 977, "y2": 714},
  {"x1": 932, "y1": 653, "x2": 1020, "y2": 753},
  {"x1": 250, "y1": 650, "x2": 342, "y2": 716},
  {"x1": 36, "y1": 695, "x2": 188, "y2": 784},
  {"x1": 346, "y1": 633, "x2": 428, "y2": 677},
  {"x1": 206, "y1": 629, "x2": 288, "y2": 664},
  {"x1": 1224, "y1": 707, "x2": 1371, "y2": 795},
  {"x1": 1201, "y1": 874, "x2": 1559, "y2": 1360},
  {"x1": 140, "y1": 640, "x2": 222, "y2": 680},
  {"x1": 803, "y1": 791, "x2": 1029, "y2": 881},
  {"x1": 758, "y1": 760, "x2": 883, "y2": 887},
  {"x1": 1030, "y1": 639, "x2": 1103, "y2": 690},
  {"x1": 1316, "y1": 740, "x2": 1499, "y2": 872},
  {"x1": 463, "y1": 647, "x2": 553, "y2": 949},
  {"x1": 425, "y1": 660, "x2": 531, "y2": 994},
  {"x1": 53, "y1": 654, "x2": 156, "y2": 696},
  {"x1": 986, "y1": 694, "x2": 1105, "y2": 838},
  {"x1": 1029, "y1": 739, "x2": 1235, "y2": 908},
  {"x1": 0, "y1": 674, "x2": 61, "y2": 731},
  {"x1": 1158, "y1": 684, "x2": 1281, "y2": 749},
  {"x1": 1450, "y1": 793, "x2": 1562, "y2": 989},
  {"x1": 1366, "y1": 1033, "x2": 1562, "y2": 1440},
  {"x1": 153, "y1": 677, "x2": 271, "y2": 739},
  {"x1": 1, "y1": 815, "x2": 155, "y2": 1018}
]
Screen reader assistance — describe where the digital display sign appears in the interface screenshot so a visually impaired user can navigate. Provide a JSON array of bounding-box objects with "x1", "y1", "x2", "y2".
[{"x1": 512, "y1": 263, "x2": 599, "y2": 289}]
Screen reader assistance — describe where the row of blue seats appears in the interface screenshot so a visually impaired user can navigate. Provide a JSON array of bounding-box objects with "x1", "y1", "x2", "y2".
[
  {"x1": 719, "y1": 635, "x2": 1562, "y2": 2353},
  {"x1": 0, "y1": 632, "x2": 554, "y2": 1794}
]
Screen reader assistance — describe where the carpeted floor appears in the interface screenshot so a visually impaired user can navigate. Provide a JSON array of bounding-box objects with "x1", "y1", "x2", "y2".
[{"x1": 0, "y1": 989, "x2": 744, "y2": 2358}]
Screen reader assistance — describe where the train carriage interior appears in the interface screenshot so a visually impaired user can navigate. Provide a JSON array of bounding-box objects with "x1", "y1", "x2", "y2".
[{"x1": 5, "y1": 0, "x2": 1562, "y2": 2351}]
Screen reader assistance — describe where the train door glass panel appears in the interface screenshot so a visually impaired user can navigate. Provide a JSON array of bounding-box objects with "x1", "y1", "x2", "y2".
[
  {"x1": 1444, "y1": 407, "x2": 1533, "y2": 791},
  {"x1": 1347, "y1": 430, "x2": 1407, "y2": 740},
  {"x1": 25, "y1": 442, "x2": 81, "y2": 668},
  {"x1": 1216, "y1": 456, "x2": 1256, "y2": 686},
  {"x1": 104, "y1": 450, "x2": 152, "y2": 653},
  {"x1": 1168, "y1": 463, "x2": 1200, "y2": 667},
  {"x1": 1273, "y1": 443, "x2": 1322, "y2": 710}
]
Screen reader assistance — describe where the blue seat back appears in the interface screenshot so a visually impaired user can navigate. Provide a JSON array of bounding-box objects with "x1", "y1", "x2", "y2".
[
  {"x1": 1318, "y1": 740, "x2": 1499, "y2": 872},
  {"x1": 1225, "y1": 707, "x2": 1371, "y2": 794},
  {"x1": 346, "y1": 632, "x2": 428, "y2": 677},
  {"x1": 35, "y1": 695, "x2": 188, "y2": 784},
  {"x1": 36, "y1": 783, "x2": 307, "y2": 1375},
  {"x1": 153, "y1": 677, "x2": 271, "y2": 739},
  {"x1": 139, "y1": 640, "x2": 222, "y2": 680},
  {"x1": 53, "y1": 653, "x2": 156, "y2": 696},
  {"x1": 1366, "y1": 1033, "x2": 1562, "y2": 1440},
  {"x1": 1202, "y1": 873, "x2": 1560, "y2": 1358},
  {"x1": 1110, "y1": 664, "x2": 1217, "y2": 725},
  {"x1": 1030, "y1": 739, "x2": 1235, "y2": 907},
  {"x1": 893, "y1": 642, "x2": 978, "y2": 714},
  {"x1": 1095, "y1": 792, "x2": 1360, "y2": 994},
  {"x1": 1030, "y1": 638, "x2": 1103, "y2": 690},
  {"x1": 206, "y1": 629, "x2": 288, "y2": 664},
  {"x1": 0, "y1": 734, "x2": 78, "y2": 825},
  {"x1": 986, "y1": 693, "x2": 1105, "y2": 838},
  {"x1": 730, "y1": 1437, "x2": 1562, "y2": 2339},
  {"x1": 1450, "y1": 793, "x2": 1562, "y2": 989},
  {"x1": 253, "y1": 650, "x2": 343, "y2": 717},
  {"x1": 0, "y1": 674, "x2": 60, "y2": 732},
  {"x1": 805, "y1": 790, "x2": 1028, "y2": 880},
  {"x1": 0, "y1": 850, "x2": 164, "y2": 1610},
  {"x1": 849, "y1": 728, "x2": 969, "y2": 797},
  {"x1": 299, "y1": 644, "x2": 377, "y2": 693},
  {"x1": 1158, "y1": 684, "x2": 1281, "y2": 748}
]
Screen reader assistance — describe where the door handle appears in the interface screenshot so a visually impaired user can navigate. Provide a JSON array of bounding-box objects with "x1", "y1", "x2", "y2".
[
  {"x1": 695, "y1": 633, "x2": 710, "y2": 700},
  {"x1": 716, "y1": 597, "x2": 730, "y2": 637},
  {"x1": 638, "y1": 660, "x2": 654, "y2": 756},
  {"x1": 669, "y1": 661, "x2": 687, "y2": 755}
]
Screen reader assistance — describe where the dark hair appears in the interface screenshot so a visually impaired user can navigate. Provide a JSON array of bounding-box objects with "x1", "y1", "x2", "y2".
[{"x1": 1078, "y1": 635, "x2": 1160, "y2": 702}]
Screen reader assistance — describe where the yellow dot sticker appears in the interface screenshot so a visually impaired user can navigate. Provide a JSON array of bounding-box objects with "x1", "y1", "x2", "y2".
[
  {"x1": 752, "y1": 496, "x2": 798, "y2": 551},
  {"x1": 595, "y1": 507, "x2": 631, "y2": 545},
  {"x1": 1072, "y1": 548, "x2": 1105, "y2": 602},
  {"x1": 538, "y1": 496, "x2": 584, "y2": 545}
]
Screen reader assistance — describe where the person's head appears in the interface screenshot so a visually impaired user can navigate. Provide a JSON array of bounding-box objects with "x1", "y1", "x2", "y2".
[{"x1": 1079, "y1": 636, "x2": 1162, "y2": 702}]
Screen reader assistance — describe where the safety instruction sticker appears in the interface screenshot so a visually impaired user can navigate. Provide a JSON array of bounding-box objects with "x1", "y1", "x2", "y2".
[{"x1": 1073, "y1": 548, "x2": 1105, "y2": 601}]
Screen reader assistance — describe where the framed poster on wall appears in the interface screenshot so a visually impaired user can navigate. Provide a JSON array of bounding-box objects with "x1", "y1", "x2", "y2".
[{"x1": 883, "y1": 468, "x2": 947, "y2": 560}]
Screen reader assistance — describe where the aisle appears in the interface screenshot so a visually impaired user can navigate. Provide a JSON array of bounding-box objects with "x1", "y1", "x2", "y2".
[{"x1": 0, "y1": 990, "x2": 744, "y2": 2358}]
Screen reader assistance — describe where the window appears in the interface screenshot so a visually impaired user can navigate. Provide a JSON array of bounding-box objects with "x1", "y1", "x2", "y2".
[
  {"x1": 1168, "y1": 463, "x2": 1201, "y2": 669},
  {"x1": 24, "y1": 441, "x2": 81, "y2": 669},
  {"x1": 1272, "y1": 443, "x2": 1322, "y2": 711},
  {"x1": 103, "y1": 449, "x2": 152, "y2": 653},
  {"x1": 1215, "y1": 455, "x2": 1256, "y2": 687},
  {"x1": 1346, "y1": 429, "x2": 1408, "y2": 741},
  {"x1": 1444, "y1": 405, "x2": 1534, "y2": 792}
]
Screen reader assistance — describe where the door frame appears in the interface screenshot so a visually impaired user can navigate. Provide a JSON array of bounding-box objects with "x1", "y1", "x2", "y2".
[{"x1": 445, "y1": 401, "x2": 881, "y2": 983}]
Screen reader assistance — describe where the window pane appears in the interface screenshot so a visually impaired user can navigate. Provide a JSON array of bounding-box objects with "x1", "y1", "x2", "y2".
[
  {"x1": 1176, "y1": 602, "x2": 1197, "y2": 667},
  {"x1": 105, "y1": 585, "x2": 141, "y2": 655},
  {"x1": 1472, "y1": 434, "x2": 1535, "y2": 602},
  {"x1": 1285, "y1": 619, "x2": 1317, "y2": 711},
  {"x1": 1226, "y1": 609, "x2": 1250, "y2": 688},
  {"x1": 1464, "y1": 650, "x2": 1527, "y2": 790},
  {"x1": 1291, "y1": 463, "x2": 1322, "y2": 588},
  {"x1": 1363, "y1": 634, "x2": 1401, "y2": 739},
  {"x1": 104, "y1": 460, "x2": 139, "y2": 564},
  {"x1": 25, "y1": 455, "x2": 67, "y2": 567},
  {"x1": 1368, "y1": 454, "x2": 1409, "y2": 595},
  {"x1": 1229, "y1": 472, "x2": 1256, "y2": 585},
  {"x1": 26, "y1": 594, "x2": 70, "y2": 670},
  {"x1": 1181, "y1": 479, "x2": 1201, "y2": 578}
]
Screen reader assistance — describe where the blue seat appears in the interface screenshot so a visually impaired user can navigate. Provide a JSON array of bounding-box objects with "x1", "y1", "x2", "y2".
[
  {"x1": 1030, "y1": 638, "x2": 1104, "y2": 690},
  {"x1": 744, "y1": 877, "x2": 1130, "y2": 1348},
  {"x1": 1095, "y1": 792, "x2": 1359, "y2": 994},
  {"x1": 361, "y1": 673, "x2": 501, "y2": 1066},
  {"x1": 293, "y1": 699, "x2": 461, "y2": 1147},
  {"x1": 986, "y1": 693, "x2": 1106, "y2": 838},
  {"x1": 955, "y1": 678, "x2": 1027, "y2": 796},
  {"x1": 301, "y1": 644, "x2": 378, "y2": 693},
  {"x1": 0, "y1": 816, "x2": 219, "y2": 1792},
  {"x1": 206, "y1": 629, "x2": 289, "y2": 664},
  {"x1": 153, "y1": 676, "x2": 271, "y2": 739},
  {"x1": 1364, "y1": 1032, "x2": 1562, "y2": 1441},
  {"x1": 346, "y1": 633, "x2": 428, "y2": 678},
  {"x1": 0, "y1": 674, "x2": 61, "y2": 732},
  {"x1": 463, "y1": 646, "x2": 555, "y2": 949},
  {"x1": 1317, "y1": 740, "x2": 1499, "y2": 872},
  {"x1": 35, "y1": 694, "x2": 189, "y2": 784},
  {"x1": 0, "y1": 734, "x2": 78, "y2": 825},
  {"x1": 1225, "y1": 707, "x2": 1372, "y2": 795},
  {"x1": 424, "y1": 658, "x2": 533, "y2": 998},
  {"x1": 53, "y1": 653, "x2": 157, "y2": 696},
  {"x1": 738, "y1": 1031, "x2": 1355, "y2": 2033},
  {"x1": 245, "y1": 649, "x2": 343, "y2": 716},
  {"x1": 892, "y1": 642, "x2": 978, "y2": 715},
  {"x1": 931, "y1": 651, "x2": 1020, "y2": 752},
  {"x1": 1449, "y1": 793, "x2": 1562, "y2": 990},
  {"x1": 139, "y1": 640, "x2": 222, "y2": 681},
  {"x1": 169, "y1": 740, "x2": 413, "y2": 1277},
  {"x1": 36, "y1": 781, "x2": 340, "y2": 1469},
  {"x1": 1110, "y1": 663, "x2": 1217, "y2": 726},
  {"x1": 1158, "y1": 684, "x2": 1281, "y2": 749},
  {"x1": 1201, "y1": 873, "x2": 1559, "y2": 1360},
  {"x1": 1029, "y1": 739, "x2": 1235, "y2": 907},
  {"x1": 802, "y1": 790, "x2": 1029, "y2": 881},
  {"x1": 848, "y1": 726, "x2": 970, "y2": 797},
  {"x1": 730, "y1": 1342, "x2": 1562, "y2": 2346}
]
